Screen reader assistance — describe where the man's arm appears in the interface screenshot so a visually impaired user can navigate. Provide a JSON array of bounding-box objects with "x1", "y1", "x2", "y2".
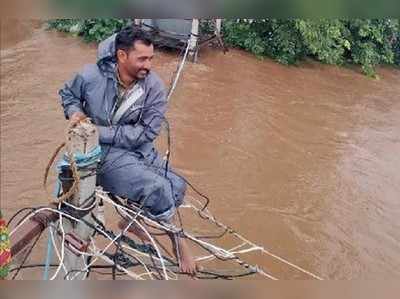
[
  {"x1": 97, "y1": 80, "x2": 168, "y2": 150},
  {"x1": 59, "y1": 73, "x2": 86, "y2": 121}
]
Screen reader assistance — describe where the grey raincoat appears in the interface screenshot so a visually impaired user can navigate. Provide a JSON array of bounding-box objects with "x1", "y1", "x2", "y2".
[{"x1": 59, "y1": 34, "x2": 186, "y2": 221}]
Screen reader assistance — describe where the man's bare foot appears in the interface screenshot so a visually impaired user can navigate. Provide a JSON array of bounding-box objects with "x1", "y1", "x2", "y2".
[
  {"x1": 120, "y1": 218, "x2": 198, "y2": 277},
  {"x1": 172, "y1": 236, "x2": 198, "y2": 277},
  {"x1": 118, "y1": 219, "x2": 150, "y2": 243}
]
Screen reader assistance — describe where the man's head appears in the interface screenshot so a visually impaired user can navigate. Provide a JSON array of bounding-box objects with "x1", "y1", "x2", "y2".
[{"x1": 115, "y1": 27, "x2": 154, "y2": 80}]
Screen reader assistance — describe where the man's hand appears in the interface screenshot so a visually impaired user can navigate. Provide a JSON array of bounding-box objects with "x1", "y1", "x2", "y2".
[{"x1": 70, "y1": 111, "x2": 87, "y2": 126}]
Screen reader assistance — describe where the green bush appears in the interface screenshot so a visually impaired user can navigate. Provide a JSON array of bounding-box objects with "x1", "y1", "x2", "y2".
[
  {"x1": 47, "y1": 18, "x2": 132, "y2": 42},
  {"x1": 48, "y1": 18, "x2": 399, "y2": 76},
  {"x1": 395, "y1": 37, "x2": 400, "y2": 66},
  {"x1": 223, "y1": 19, "x2": 307, "y2": 64},
  {"x1": 223, "y1": 19, "x2": 399, "y2": 76},
  {"x1": 346, "y1": 19, "x2": 399, "y2": 76}
]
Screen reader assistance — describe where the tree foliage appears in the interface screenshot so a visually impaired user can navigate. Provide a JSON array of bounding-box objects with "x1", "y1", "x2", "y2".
[
  {"x1": 48, "y1": 18, "x2": 399, "y2": 76},
  {"x1": 48, "y1": 19, "x2": 132, "y2": 42},
  {"x1": 223, "y1": 19, "x2": 399, "y2": 76}
]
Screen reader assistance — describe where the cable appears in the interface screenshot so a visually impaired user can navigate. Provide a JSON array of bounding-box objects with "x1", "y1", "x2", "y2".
[
  {"x1": 99, "y1": 193, "x2": 278, "y2": 279},
  {"x1": 7, "y1": 206, "x2": 47, "y2": 228},
  {"x1": 50, "y1": 205, "x2": 66, "y2": 280},
  {"x1": 167, "y1": 37, "x2": 191, "y2": 101},
  {"x1": 9, "y1": 264, "x2": 59, "y2": 274},
  {"x1": 49, "y1": 223, "x2": 68, "y2": 276},
  {"x1": 11, "y1": 230, "x2": 44, "y2": 280}
]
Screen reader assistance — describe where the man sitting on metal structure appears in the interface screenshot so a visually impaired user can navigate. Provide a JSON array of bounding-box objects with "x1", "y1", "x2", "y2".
[{"x1": 58, "y1": 26, "x2": 197, "y2": 275}]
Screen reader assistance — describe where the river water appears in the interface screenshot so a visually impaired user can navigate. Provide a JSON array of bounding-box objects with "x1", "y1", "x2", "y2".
[{"x1": 1, "y1": 20, "x2": 400, "y2": 279}]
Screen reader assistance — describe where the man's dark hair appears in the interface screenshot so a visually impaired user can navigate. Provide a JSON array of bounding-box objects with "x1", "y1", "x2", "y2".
[{"x1": 115, "y1": 26, "x2": 153, "y2": 54}]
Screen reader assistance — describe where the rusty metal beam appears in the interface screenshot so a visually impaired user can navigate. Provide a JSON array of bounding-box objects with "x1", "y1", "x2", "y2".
[{"x1": 10, "y1": 208, "x2": 59, "y2": 257}]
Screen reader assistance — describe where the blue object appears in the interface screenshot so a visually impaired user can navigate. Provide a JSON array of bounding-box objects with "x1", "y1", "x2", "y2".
[
  {"x1": 53, "y1": 145, "x2": 102, "y2": 198},
  {"x1": 43, "y1": 227, "x2": 54, "y2": 280},
  {"x1": 56, "y1": 145, "x2": 102, "y2": 171}
]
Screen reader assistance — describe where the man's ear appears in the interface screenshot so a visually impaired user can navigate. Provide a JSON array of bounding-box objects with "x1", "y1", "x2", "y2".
[{"x1": 116, "y1": 49, "x2": 128, "y2": 63}]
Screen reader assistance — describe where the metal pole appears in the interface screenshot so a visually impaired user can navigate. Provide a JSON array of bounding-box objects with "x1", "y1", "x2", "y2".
[
  {"x1": 189, "y1": 19, "x2": 199, "y2": 62},
  {"x1": 215, "y1": 19, "x2": 222, "y2": 36},
  {"x1": 59, "y1": 122, "x2": 100, "y2": 280}
]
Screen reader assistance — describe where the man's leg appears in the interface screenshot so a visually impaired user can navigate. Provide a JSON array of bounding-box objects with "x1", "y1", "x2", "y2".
[
  {"x1": 118, "y1": 215, "x2": 197, "y2": 276},
  {"x1": 167, "y1": 214, "x2": 197, "y2": 276},
  {"x1": 99, "y1": 148, "x2": 197, "y2": 275},
  {"x1": 98, "y1": 148, "x2": 176, "y2": 217},
  {"x1": 145, "y1": 148, "x2": 197, "y2": 275}
]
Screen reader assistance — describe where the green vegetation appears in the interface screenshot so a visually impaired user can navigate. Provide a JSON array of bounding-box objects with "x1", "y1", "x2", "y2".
[
  {"x1": 223, "y1": 19, "x2": 399, "y2": 77},
  {"x1": 47, "y1": 19, "x2": 132, "y2": 42},
  {"x1": 48, "y1": 19, "x2": 399, "y2": 77}
]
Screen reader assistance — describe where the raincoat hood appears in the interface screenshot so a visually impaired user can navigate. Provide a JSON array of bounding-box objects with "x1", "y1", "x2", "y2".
[{"x1": 97, "y1": 33, "x2": 117, "y2": 74}]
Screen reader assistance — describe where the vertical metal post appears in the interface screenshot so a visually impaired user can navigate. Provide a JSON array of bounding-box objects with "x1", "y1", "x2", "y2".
[
  {"x1": 214, "y1": 19, "x2": 228, "y2": 54},
  {"x1": 59, "y1": 122, "x2": 99, "y2": 280},
  {"x1": 215, "y1": 19, "x2": 222, "y2": 36},
  {"x1": 189, "y1": 19, "x2": 199, "y2": 62}
]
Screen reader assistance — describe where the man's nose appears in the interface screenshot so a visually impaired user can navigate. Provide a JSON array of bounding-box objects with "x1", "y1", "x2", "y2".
[{"x1": 144, "y1": 59, "x2": 152, "y2": 70}]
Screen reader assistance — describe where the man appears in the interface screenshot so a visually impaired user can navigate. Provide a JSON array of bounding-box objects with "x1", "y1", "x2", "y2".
[{"x1": 59, "y1": 26, "x2": 197, "y2": 275}]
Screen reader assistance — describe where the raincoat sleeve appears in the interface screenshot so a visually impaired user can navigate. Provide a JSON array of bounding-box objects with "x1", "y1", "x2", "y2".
[
  {"x1": 59, "y1": 73, "x2": 86, "y2": 119},
  {"x1": 97, "y1": 80, "x2": 167, "y2": 150}
]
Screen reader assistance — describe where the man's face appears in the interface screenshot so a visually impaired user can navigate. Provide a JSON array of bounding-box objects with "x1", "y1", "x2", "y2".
[{"x1": 118, "y1": 41, "x2": 154, "y2": 80}]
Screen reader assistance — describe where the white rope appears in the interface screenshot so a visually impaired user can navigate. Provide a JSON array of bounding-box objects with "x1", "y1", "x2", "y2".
[
  {"x1": 50, "y1": 209, "x2": 66, "y2": 280},
  {"x1": 96, "y1": 253, "x2": 144, "y2": 280},
  {"x1": 196, "y1": 242, "x2": 248, "y2": 262},
  {"x1": 185, "y1": 200, "x2": 324, "y2": 280},
  {"x1": 62, "y1": 200, "x2": 166, "y2": 280},
  {"x1": 69, "y1": 216, "x2": 140, "y2": 280},
  {"x1": 115, "y1": 205, "x2": 170, "y2": 279},
  {"x1": 81, "y1": 255, "x2": 88, "y2": 281},
  {"x1": 119, "y1": 242, "x2": 177, "y2": 280},
  {"x1": 49, "y1": 224, "x2": 68, "y2": 277},
  {"x1": 167, "y1": 38, "x2": 191, "y2": 101},
  {"x1": 115, "y1": 202, "x2": 170, "y2": 280},
  {"x1": 62, "y1": 199, "x2": 97, "y2": 212},
  {"x1": 100, "y1": 192, "x2": 276, "y2": 279},
  {"x1": 117, "y1": 193, "x2": 319, "y2": 280},
  {"x1": 65, "y1": 220, "x2": 154, "y2": 280},
  {"x1": 132, "y1": 219, "x2": 169, "y2": 280},
  {"x1": 10, "y1": 207, "x2": 145, "y2": 280},
  {"x1": 10, "y1": 188, "x2": 322, "y2": 280}
]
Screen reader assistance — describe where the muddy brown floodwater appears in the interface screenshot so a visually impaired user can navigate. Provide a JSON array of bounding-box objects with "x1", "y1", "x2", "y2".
[{"x1": 1, "y1": 20, "x2": 400, "y2": 279}]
